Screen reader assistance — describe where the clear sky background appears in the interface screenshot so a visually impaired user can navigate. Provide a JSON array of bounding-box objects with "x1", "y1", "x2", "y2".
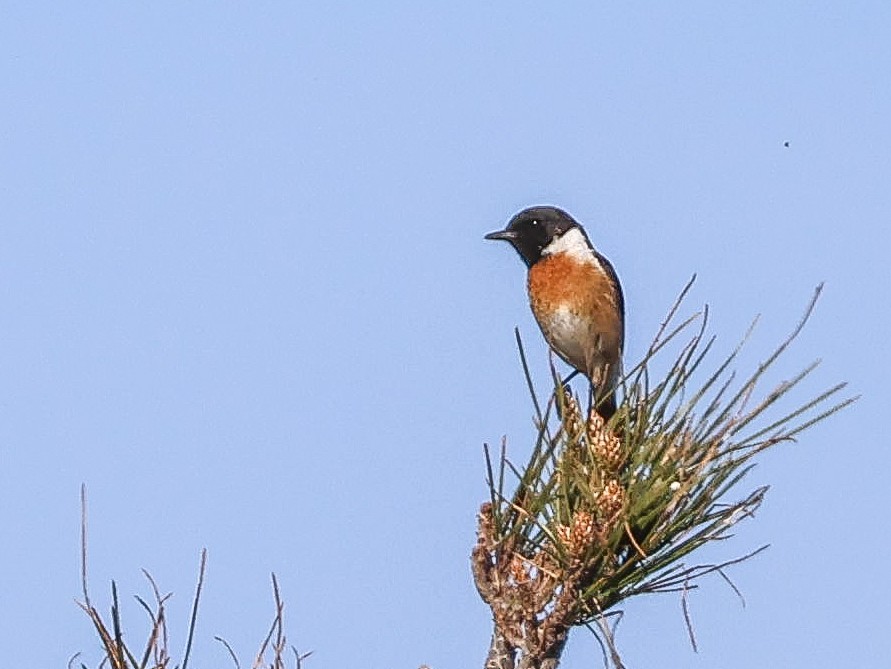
[{"x1": 1, "y1": 2, "x2": 888, "y2": 668}]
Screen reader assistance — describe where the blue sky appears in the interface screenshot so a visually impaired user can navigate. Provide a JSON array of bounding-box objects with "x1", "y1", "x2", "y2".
[{"x1": 1, "y1": 2, "x2": 888, "y2": 667}]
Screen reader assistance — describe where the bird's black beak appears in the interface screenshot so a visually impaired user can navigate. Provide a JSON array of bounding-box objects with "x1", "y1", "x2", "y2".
[{"x1": 484, "y1": 230, "x2": 518, "y2": 242}]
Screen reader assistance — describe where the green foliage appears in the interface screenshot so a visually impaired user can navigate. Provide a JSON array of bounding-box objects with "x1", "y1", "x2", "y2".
[{"x1": 474, "y1": 280, "x2": 856, "y2": 666}]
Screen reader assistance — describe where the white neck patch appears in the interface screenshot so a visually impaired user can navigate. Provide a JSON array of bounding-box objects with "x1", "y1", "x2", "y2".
[{"x1": 541, "y1": 227, "x2": 598, "y2": 264}]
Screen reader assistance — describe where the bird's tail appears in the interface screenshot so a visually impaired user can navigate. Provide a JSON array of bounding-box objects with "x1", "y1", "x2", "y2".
[
  {"x1": 591, "y1": 360, "x2": 621, "y2": 421},
  {"x1": 593, "y1": 387, "x2": 617, "y2": 421}
]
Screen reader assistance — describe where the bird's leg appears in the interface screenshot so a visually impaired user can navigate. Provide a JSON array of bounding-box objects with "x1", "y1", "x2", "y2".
[{"x1": 560, "y1": 369, "x2": 580, "y2": 388}]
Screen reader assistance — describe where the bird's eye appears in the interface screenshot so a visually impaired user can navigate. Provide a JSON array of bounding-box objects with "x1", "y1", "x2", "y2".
[{"x1": 530, "y1": 220, "x2": 539, "y2": 227}]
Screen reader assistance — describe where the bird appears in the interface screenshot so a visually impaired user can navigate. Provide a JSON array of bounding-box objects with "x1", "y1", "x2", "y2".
[{"x1": 485, "y1": 206, "x2": 625, "y2": 420}]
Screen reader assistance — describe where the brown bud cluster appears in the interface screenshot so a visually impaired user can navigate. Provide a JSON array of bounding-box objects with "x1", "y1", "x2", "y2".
[
  {"x1": 556, "y1": 510, "x2": 599, "y2": 557},
  {"x1": 587, "y1": 409, "x2": 626, "y2": 474},
  {"x1": 596, "y1": 479, "x2": 626, "y2": 526},
  {"x1": 477, "y1": 502, "x2": 496, "y2": 550},
  {"x1": 562, "y1": 390, "x2": 584, "y2": 440}
]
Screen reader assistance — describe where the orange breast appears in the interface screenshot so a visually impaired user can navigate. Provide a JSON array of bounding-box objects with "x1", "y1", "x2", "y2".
[{"x1": 527, "y1": 253, "x2": 622, "y2": 382}]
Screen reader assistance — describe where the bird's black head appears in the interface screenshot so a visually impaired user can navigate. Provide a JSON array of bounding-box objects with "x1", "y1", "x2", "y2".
[{"x1": 485, "y1": 206, "x2": 581, "y2": 267}]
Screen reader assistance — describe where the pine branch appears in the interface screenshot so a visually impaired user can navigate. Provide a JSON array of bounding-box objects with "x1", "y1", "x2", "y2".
[{"x1": 474, "y1": 282, "x2": 857, "y2": 668}]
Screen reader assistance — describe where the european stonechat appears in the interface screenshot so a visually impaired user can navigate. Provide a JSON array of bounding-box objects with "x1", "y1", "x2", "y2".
[{"x1": 486, "y1": 206, "x2": 625, "y2": 420}]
